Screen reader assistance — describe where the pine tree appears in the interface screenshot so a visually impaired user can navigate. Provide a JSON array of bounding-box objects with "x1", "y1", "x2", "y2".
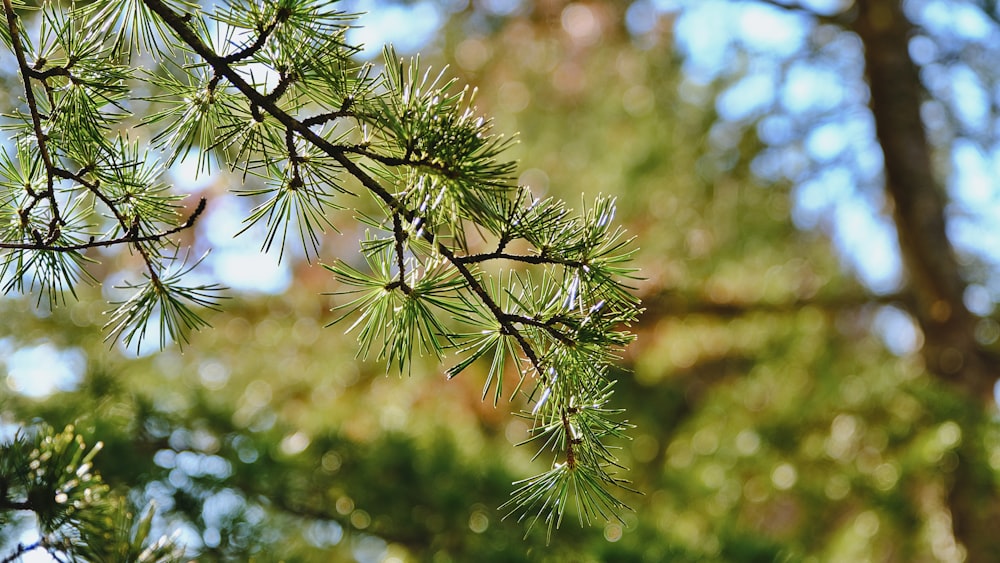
[
  {"x1": 0, "y1": 425, "x2": 185, "y2": 562},
  {"x1": 0, "y1": 0, "x2": 641, "y2": 557}
]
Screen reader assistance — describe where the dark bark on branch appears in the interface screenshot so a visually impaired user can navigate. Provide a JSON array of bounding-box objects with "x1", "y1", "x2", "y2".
[
  {"x1": 1, "y1": 541, "x2": 43, "y2": 563},
  {"x1": 750, "y1": 0, "x2": 856, "y2": 27},
  {"x1": 854, "y1": 0, "x2": 995, "y2": 399},
  {"x1": 141, "y1": 0, "x2": 571, "y2": 458},
  {"x1": 852, "y1": 0, "x2": 1000, "y2": 559},
  {"x1": 638, "y1": 288, "x2": 911, "y2": 322}
]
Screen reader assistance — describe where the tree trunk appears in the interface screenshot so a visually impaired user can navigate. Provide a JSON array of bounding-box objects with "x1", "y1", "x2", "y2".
[{"x1": 852, "y1": 0, "x2": 1000, "y2": 559}]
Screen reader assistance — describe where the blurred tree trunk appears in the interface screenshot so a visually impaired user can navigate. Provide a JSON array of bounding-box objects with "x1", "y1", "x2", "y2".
[{"x1": 852, "y1": 0, "x2": 1000, "y2": 558}]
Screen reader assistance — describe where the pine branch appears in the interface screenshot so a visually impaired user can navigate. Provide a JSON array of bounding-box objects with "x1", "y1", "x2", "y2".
[
  {"x1": 0, "y1": 1, "x2": 223, "y2": 347},
  {"x1": 1, "y1": 424, "x2": 187, "y2": 562},
  {"x1": 390, "y1": 212, "x2": 411, "y2": 294},
  {"x1": 220, "y1": 15, "x2": 280, "y2": 64},
  {"x1": 455, "y1": 249, "x2": 585, "y2": 267},
  {"x1": 0, "y1": 0, "x2": 641, "y2": 534},
  {"x1": 1, "y1": 541, "x2": 43, "y2": 563},
  {"x1": 3, "y1": 0, "x2": 63, "y2": 233},
  {"x1": 0, "y1": 198, "x2": 206, "y2": 251},
  {"x1": 0, "y1": 499, "x2": 32, "y2": 510},
  {"x1": 136, "y1": 1, "x2": 640, "y2": 530},
  {"x1": 746, "y1": 0, "x2": 855, "y2": 27},
  {"x1": 139, "y1": 0, "x2": 560, "y2": 382}
]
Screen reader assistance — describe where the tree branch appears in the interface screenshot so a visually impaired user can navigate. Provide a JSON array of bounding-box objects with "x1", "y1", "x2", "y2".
[
  {"x1": 1, "y1": 541, "x2": 43, "y2": 563},
  {"x1": 746, "y1": 0, "x2": 855, "y2": 27},
  {"x1": 140, "y1": 0, "x2": 556, "y2": 386},
  {"x1": 0, "y1": 499, "x2": 32, "y2": 510},
  {"x1": 854, "y1": 1, "x2": 1000, "y2": 559},
  {"x1": 3, "y1": 0, "x2": 62, "y2": 230},
  {"x1": 2, "y1": 1, "x2": 209, "y2": 290},
  {"x1": 139, "y1": 1, "x2": 631, "y2": 497},
  {"x1": 391, "y1": 212, "x2": 411, "y2": 294},
  {"x1": 0, "y1": 197, "x2": 207, "y2": 252},
  {"x1": 337, "y1": 143, "x2": 477, "y2": 181},
  {"x1": 301, "y1": 109, "x2": 356, "y2": 128},
  {"x1": 638, "y1": 288, "x2": 911, "y2": 321},
  {"x1": 454, "y1": 250, "x2": 583, "y2": 268},
  {"x1": 854, "y1": 0, "x2": 995, "y2": 399},
  {"x1": 503, "y1": 313, "x2": 575, "y2": 346},
  {"x1": 221, "y1": 18, "x2": 280, "y2": 64}
]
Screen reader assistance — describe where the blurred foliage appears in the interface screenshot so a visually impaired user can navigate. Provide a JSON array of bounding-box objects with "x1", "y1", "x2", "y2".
[
  {"x1": 0, "y1": 422, "x2": 185, "y2": 561},
  {"x1": 3, "y1": 0, "x2": 1000, "y2": 562},
  {"x1": 1, "y1": 0, "x2": 643, "y2": 556}
]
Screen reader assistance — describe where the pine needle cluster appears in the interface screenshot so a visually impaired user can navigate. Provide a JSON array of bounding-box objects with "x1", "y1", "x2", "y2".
[
  {"x1": 0, "y1": 425, "x2": 185, "y2": 562},
  {"x1": 0, "y1": 0, "x2": 643, "y2": 542}
]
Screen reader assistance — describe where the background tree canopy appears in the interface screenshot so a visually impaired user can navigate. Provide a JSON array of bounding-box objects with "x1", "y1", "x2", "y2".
[{"x1": 3, "y1": 0, "x2": 1000, "y2": 561}]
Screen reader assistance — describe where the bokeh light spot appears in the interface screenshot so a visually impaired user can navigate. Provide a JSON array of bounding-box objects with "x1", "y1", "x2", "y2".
[
  {"x1": 771, "y1": 463, "x2": 798, "y2": 490},
  {"x1": 562, "y1": 3, "x2": 601, "y2": 45},
  {"x1": 604, "y1": 522, "x2": 623, "y2": 542},
  {"x1": 468, "y1": 509, "x2": 489, "y2": 533}
]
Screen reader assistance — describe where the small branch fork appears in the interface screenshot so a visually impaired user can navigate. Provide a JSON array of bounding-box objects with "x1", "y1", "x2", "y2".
[
  {"x1": 139, "y1": 0, "x2": 591, "y2": 459},
  {"x1": 0, "y1": 482, "x2": 50, "y2": 561},
  {"x1": 140, "y1": 0, "x2": 564, "y2": 379},
  {"x1": 387, "y1": 212, "x2": 412, "y2": 295},
  {"x1": 0, "y1": 541, "x2": 43, "y2": 563},
  {"x1": 0, "y1": 2, "x2": 206, "y2": 284},
  {"x1": 144, "y1": 0, "x2": 612, "y2": 469},
  {"x1": 4, "y1": 0, "x2": 63, "y2": 231},
  {"x1": 8, "y1": 0, "x2": 601, "y2": 475},
  {"x1": 0, "y1": 198, "x2": 206, "y2": 252}
]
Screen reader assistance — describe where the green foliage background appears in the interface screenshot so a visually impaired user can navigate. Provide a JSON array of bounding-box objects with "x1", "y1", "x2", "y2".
[{"x1": 3, "y1": 1, "x2": 999, "y2": 562}]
